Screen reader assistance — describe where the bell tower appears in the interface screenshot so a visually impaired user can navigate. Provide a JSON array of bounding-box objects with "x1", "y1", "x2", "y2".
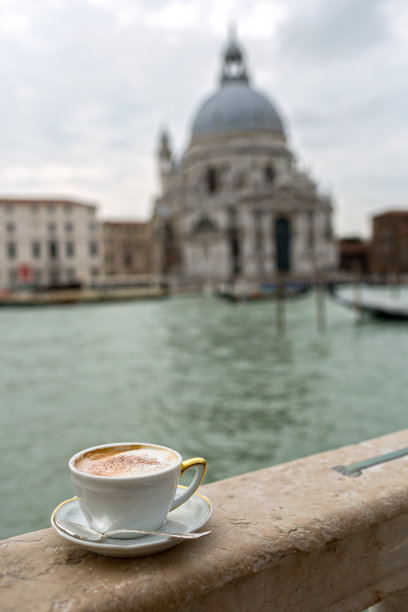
[{"x1": 158, "y1": 127, "x2": 173, "y2": 188}]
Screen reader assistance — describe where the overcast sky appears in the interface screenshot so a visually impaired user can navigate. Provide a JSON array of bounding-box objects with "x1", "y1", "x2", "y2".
[{"x1": 0, "y1": 0, "x2": 407, "y2": 237}]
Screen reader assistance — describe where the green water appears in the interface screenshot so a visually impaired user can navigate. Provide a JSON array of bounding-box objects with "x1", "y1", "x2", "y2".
[{"x1": 1, "y1": 290, "x2": 408, "y2": 540}]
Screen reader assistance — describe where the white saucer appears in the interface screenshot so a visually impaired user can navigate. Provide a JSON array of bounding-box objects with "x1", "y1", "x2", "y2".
[{"x1": 51, "y1": 486, "x2": 213, "y2": 557}]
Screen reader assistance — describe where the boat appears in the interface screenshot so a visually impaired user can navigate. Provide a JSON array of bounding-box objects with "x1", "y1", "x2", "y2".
[
  {"x1": 328, "y1": 282, "x2": 408, "y2": 320},
  {"x1": 215, "y1": 281, "x2": 312, "y2": 304}
]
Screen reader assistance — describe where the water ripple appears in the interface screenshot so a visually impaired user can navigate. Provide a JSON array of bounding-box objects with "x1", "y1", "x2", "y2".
[{"x1": 1, "y1": 290, "x2": 408, "y2": 538}]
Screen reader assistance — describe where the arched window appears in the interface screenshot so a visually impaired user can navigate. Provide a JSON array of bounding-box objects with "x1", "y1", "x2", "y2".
[
  {"x1": 192, "y1": 216, "x2": 218, "y2": 233},
  {"x1": 207, "y1": 167, "x2": 218, "y2": 194},
  {"x1": 265, "y1": 165, "x2": 275, "y2": 183}
]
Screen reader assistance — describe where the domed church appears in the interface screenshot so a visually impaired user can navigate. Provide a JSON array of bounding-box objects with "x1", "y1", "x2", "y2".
[{"x1": 152, "y1": 34, "x2": 336, "y2": 284}]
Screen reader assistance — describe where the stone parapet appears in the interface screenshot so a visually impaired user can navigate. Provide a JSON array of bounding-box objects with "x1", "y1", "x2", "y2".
[{"x1": 2, "y1": 429, "x2": 408, "y2": 611}]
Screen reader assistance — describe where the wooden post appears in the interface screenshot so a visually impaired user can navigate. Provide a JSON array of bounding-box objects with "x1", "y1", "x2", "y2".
[
  {"x1": 315, "y1": 268, "x2": 327, "y2": 332},
  {"x1": 275, "y1": 273, "x2": 285, "y2": 333}
]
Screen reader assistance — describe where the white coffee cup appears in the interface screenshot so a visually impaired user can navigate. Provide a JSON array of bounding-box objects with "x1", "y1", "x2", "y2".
[{"x1": 69, "y1": 442, "x2": 207, "y2": 535}]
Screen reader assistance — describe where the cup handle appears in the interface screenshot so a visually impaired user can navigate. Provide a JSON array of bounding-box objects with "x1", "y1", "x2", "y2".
[{"x1": 169, "y1": 457, "x2": 207, "y2": 511}]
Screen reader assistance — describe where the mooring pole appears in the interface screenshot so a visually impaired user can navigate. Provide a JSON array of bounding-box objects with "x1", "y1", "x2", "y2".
[
  {"x1": 275, "y1": 273, "x2": 285, "y2": 333},
  {"x1": 315, "y1": 268, "x2": 327, "y2": 332}
]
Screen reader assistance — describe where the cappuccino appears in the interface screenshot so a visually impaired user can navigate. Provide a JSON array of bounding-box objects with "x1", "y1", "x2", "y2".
[
  {"x1": 69, "y1": 442, "x2": 207, "y2": 535},
  {"x1": 75, "y1": 444, "x2": 178, "y2": 477}
]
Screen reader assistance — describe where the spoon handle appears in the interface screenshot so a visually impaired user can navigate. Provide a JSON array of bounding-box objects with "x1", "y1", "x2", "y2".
[
  {"x1": 102, "y1": 528, "x2": 211, "y2": 540},
  {"x1": 333, "y1": 446, "x2": 408, "y2": 477},
  {"x1": 55, "y1": 517, "x2": 211, "y2": 541}
]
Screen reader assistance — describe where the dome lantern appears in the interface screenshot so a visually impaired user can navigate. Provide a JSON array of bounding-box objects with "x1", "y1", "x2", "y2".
[
  {"x1": 190, "y1": 33, "x2": 285, "y2": 140},
  {"x1": 220, "y1": 32, "x2": 249, "y2": 85}
]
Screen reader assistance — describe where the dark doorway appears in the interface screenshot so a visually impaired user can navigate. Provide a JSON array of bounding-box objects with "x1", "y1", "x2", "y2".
[{"x1": 275, "y1": 217, "x2": 291, "y2": 272}]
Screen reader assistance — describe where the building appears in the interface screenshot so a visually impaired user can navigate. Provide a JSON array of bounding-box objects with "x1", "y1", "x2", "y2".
[
  {"x1": 371, "y1": 210, "x2": 408, "y2": 278},
  {"x1": 0, "y1": 198, "x2": 103, "y2": 289},
  {"x1": 338, "y1": 237, "x2": 370, "y2": 276},
  {"x1": 103, "y1": 221, "x2": 153, "y2": 277},
  {"x1": 152, "y1": 34, "x2": 337, "y2": 285}
]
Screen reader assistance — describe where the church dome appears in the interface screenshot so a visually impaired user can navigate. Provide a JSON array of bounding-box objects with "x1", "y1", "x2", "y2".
[{"x1": 191, "y1": 36, "x2": 285, "y2": 139}]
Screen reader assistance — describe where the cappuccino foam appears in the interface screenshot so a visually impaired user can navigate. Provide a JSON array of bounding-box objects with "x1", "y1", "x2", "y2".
[{"x1": 75, "y1": 445, "x2": 177, "y2": 477}]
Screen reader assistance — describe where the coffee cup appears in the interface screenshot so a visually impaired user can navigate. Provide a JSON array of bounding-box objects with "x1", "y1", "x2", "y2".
[{"x1": 69, "y1": 442, "x2": 207, "y2": 535}]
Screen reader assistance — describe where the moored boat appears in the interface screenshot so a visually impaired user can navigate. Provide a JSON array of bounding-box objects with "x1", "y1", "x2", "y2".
[
  {"x1": 328, "y1": 282, "x2": 408, "y2": 320},
  {"x1": 215, "y1": 281, "x2": 311, "y2": 303}
]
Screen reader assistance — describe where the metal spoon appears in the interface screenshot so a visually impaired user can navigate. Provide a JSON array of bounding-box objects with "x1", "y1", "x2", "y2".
[
  {"x1": 55, "y1": 517, "x2": 211, "y2": 542},
  {"x1": 333, "y1": 446, "x2": 408, "y2": 477}
]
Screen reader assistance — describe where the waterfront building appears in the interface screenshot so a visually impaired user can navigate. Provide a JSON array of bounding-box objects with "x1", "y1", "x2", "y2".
[
  {"x1": 338, "y1": 237, "x2": 370, "y2": 276},
  {"x1": 371, "y1": 210, "x2": 408, "y2": 278},
  {"x1": 0, "y1": 198, "x2": 103, "y2": 289},
  {"x1": 102, "y1": 221, "x2": 153, "y2": 277},
  {"x1": 152, "y1": 34, "x2": 337, "y2": 285}
]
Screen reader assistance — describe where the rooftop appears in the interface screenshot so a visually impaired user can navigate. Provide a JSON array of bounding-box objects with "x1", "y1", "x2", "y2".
[
  {"x1": 191, "y1": 34, "x2": 285, "y2": 140},
  {"x1": 0, "y1": 198, "x2": 96, "y2": 209}
]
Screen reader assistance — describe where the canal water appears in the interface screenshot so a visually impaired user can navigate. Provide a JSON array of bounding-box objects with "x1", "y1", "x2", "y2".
[{"x1": 1, "y1": 289, "x2": 408, "y2": 540}]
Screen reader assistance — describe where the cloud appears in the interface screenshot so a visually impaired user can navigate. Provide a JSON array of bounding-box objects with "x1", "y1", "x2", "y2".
[
  {"x1": 0, "y1": 0, "x2": 407, "y2": 236},
  {"x1": 0, "y1": 164, "x2": 105, "y2": 183},
  {"x1": 277, "y1": 0, "x2": 390, "y2": 61}
]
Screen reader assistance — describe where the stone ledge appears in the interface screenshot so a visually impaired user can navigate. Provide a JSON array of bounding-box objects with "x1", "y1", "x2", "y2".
[{"x1": 2, "y1": 429, "x2": 408, "y2": 612}]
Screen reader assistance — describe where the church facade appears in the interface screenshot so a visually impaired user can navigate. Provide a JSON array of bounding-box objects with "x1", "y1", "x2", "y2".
[{"x1": 152, "y1": 36, "x2": 337, "y2": 285}]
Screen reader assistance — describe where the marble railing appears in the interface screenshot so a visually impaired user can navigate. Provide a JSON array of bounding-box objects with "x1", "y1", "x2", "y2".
[{"x1": 2, "y1": 429, "x2": 408, "y2": 611}]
